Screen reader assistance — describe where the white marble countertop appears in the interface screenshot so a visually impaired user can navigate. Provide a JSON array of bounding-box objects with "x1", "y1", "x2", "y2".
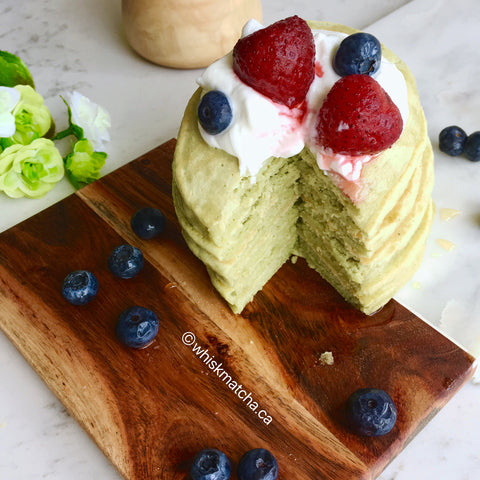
[{"x1": 0, "y1": 0, "x2": 479, "y2": 478}]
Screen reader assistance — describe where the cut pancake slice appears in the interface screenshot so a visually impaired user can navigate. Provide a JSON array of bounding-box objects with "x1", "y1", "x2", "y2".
[{"x1": 297, "y1": 199, "x2": 434, "y2": 313}]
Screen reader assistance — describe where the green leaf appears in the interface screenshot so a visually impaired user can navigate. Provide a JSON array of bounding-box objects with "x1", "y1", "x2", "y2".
[
  {"x1": 0, "y1": 137, "x2": 15, "y2": 150},
  {"x1": 0, "y1": 51, "x2": 35, "y2": 89}
]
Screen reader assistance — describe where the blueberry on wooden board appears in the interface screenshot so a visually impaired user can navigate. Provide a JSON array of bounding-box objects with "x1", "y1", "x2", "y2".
[
  {"x1": 131, "y1": 207, "x2": 166, "y2": 239},
  {"x1": 237, "y1": 448, "x2": 278, "y2": 480},
  {"x1": 62, "y1": 270, "x2": 98, "y2": 305},
  {"x1": 190, "y1": 448, "x2": 231, "y2": 480},
  {"x1": 115, "y1": 306, "x2": 159, "y2": 349},
  {"x1": 108, "y1": 244, "x2": 144, "y2": 279},
  {"x1": 346, "y1": 388, "x2": 397, "y2": 436}
]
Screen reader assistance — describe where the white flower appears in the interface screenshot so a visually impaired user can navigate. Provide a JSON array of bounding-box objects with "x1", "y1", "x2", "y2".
[
  {"x1": 68, "y1": 91, "x2": 111, "y2": 150},
  {"x1": 0, "y1": 86, "x2": 21, "y2": 137}
]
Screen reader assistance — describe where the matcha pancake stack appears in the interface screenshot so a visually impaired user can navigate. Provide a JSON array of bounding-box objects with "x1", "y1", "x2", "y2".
[{"x1": 172, "y1": 17, "x2": 434, "y2": 314}]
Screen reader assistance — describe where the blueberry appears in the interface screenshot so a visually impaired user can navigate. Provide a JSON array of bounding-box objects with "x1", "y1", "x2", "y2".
[
  {"x1": 131, "y1": 207, "x2": 166, "y2": 239},
  {"x1": 237, "y1": 448, "x2": 278, "y2": 480},
  {"x1": 198, "y1": 90, "x2": 233, "y2": 135},
  {"x1": 115, "y1": 306, "x2": 159, "y2": 348},
  {"x1": 464, "y1": 131, "x2": 480, "y2": 162},
  {"x1": 439, "y1": 125, "x2": 467, "y2": 156},
  {"x1": 345, "y1": 388, "x2": 397, "y2": 436},
  {"x1": 108, "y1": 244, "x2": 144, "y2": 279},
  {"x1": 62, "y1": 270, "x2": 98, "y2": 305},
  {"x1": 190, "y1": 448, "x2": 231, "y2": 480},
  {"x1": 333, "y1": 32, "x2": 382, "y2": 77}
]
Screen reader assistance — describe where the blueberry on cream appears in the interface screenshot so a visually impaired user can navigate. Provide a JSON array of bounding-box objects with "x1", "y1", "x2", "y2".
[
  {"x1": 333, "y1": 32, "x2": 382, "y2": 77},
  {"x1": 198, "y1": 90, "x2": 233, "y2": 135}
]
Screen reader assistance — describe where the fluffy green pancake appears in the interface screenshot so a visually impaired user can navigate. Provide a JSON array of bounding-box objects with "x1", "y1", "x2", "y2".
[{"x1": 172, "y1": 21, "x2": 434, "y2": 314}]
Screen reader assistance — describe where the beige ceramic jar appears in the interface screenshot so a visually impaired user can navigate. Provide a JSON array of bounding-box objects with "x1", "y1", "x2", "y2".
[{"x1": 122, "y1": 0, "x2": 263, "y2": 69}]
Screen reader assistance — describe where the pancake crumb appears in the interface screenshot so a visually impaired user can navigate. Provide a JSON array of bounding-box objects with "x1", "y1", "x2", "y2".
[
  {"x1": 436, "y1": 238, "x2": 456, "y2": 251},
  {"x1": 319, "y1": 351, "x2": 334, "y2": 365},
  {"x1": 440, "y1": 208, "x2": 461, "y2": 221}
]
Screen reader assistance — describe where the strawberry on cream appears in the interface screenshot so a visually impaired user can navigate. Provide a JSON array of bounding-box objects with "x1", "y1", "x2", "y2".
[{"x1": 196, "y1": 20, "x2": 409, "y2": 183}]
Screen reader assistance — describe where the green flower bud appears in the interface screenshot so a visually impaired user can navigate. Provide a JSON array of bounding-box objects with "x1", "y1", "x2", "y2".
[
  {"x1": 0, "y1": 85, "x2": 53, "y2": 148},
  {"x1": 0, "y1": 138, "x2": 64, "y2": 198},
  {"x1": 64, "y1": 138, "x2": 106, "y2": 189},
  {"x1": 0, "y1": 51, "x2": 35, "y2": 89}
]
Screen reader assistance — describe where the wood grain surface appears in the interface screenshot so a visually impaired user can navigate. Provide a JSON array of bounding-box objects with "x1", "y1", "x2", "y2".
[{"x1": 0, "y1": 139, "x2": 475, "y2": 479}]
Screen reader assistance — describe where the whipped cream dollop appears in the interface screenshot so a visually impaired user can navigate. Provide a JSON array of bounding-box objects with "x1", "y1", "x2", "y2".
[
  {"x1": 197, "y1": 53, "x2": 305, "y2": 177},
  {"x1": 197, "y1": 22, "x2": 409, "y2": 181}
]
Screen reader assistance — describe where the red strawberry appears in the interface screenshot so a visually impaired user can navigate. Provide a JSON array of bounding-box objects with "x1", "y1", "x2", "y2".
[
  {"x1": 315, "y1": 74, "x2": 403, "y2": 155},
  {"x1": 232, "y1": 16, "x2": 315, "y2": 108}
]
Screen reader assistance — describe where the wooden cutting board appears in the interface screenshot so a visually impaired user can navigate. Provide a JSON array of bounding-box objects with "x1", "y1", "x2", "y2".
[{"x1": 0, "y1": 139, "x2": 475, "y2": 480}]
